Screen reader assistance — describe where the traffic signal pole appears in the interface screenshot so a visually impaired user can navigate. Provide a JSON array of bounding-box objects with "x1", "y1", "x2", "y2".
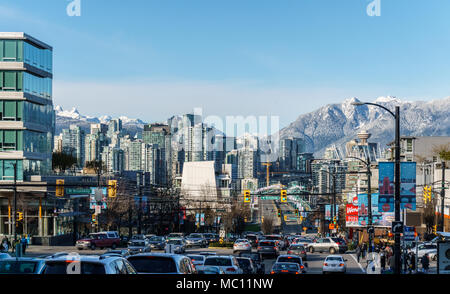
[
  {"x1": 12, "y1": 163, "x2": 17, "y2": 244},
  {"x1": 440, "y1": 161, "x2": 446, "y2": 232},
  {"x1": 394, "y1": 106, "x2": 401, "y2": 275}
]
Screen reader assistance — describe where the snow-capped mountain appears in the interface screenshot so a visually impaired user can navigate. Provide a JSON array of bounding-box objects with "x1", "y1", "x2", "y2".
[
  {"x1": 279, "y1": 96, "x2": 450, "y2": 156},
  {"x1": 55, "y1": 106, "x2": 146, "y2": 136}
]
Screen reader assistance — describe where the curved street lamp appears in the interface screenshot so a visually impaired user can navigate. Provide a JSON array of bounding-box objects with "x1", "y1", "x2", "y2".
[{"x1": 351, "y1": 100, "x2": 401, "y2": 274}]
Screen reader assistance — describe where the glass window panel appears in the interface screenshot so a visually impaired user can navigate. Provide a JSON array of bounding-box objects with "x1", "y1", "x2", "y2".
[
  {"x1": 4, "y1": 41, "x2": 17, "y2": 60},
  {"x1": 17, "y1": 72, "x2": 23, "y2": 91},
  {"x1": 17, "y1": 41, "x2": 23, "y2": 62},
  {"x1": 0, "y1": 131, "x2": 3, "y2": 143},
  {"x1": 4, "y1": 72, "x2": 17, "y2": 89},
  {"x1": 17, "y1": 101, "x2": 23, "y2": 120},
  {"x1": 0, "y1": 40, "x2": 3, "y2": 59},
  {"x1": 4, "y1": 130, "x2": 16, "y2": 144},
  {"x1": 17, "y1": 130, "x2": 23, "y2": 150},
  {"x1": 4, "y1": 101, "x2": 16, "y2": 118},
  {"x1": 0, "y1": 72, "x2": 3, "y2": 89}
]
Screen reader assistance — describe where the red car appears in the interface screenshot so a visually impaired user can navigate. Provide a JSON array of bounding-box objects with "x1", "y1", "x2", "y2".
[{"x1": 76, "y1": 232, "x2": 120, "y2": 250}]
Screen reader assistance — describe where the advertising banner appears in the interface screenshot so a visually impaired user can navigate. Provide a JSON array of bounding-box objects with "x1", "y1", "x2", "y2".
[
  {"x1": 325, "y1": 205, "x2": 339, "y2": 221},
  {"x1": 346, "y1": 204, "x2": 359, "y2": 227},
  {"x1": 358, "y1": 193, "x2": 381, "y2": 226},
  {"x1": 378, "y1": 162, "x2": 417, "y2": 212},
  {"x1": 89, "y1": 187, "x2": 107, "y2": 209},
  {"x1": 200, "y1": 213, "x2": 205, "y2": 226}
]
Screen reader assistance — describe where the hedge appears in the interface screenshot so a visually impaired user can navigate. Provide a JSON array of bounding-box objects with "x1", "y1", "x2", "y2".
[{"x1": 208, "y1": 241, "x2": 234, "y2": 248}]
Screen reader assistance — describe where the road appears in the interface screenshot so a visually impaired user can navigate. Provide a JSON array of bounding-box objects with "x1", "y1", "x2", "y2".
[{"x1": 22, "y1": 244, "x2": 366, "y2": 274}]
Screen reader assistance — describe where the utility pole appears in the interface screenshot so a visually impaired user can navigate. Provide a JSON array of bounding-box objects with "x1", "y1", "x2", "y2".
[
  {"x1": 440, "y1": 161, "x2": 446, "y2": 232},
  {"x1": 366, "y1": 157, "x2": 373, "y2": 253},
  {"x1": 137, "y1": 172, "x2": 142, "y2": 235},
  {"x1": 394, "y1": 106, "x2": 401, "y2": 275},
  {"x1": 12, "y1": 163, "x2": 17, "y2": 243}
]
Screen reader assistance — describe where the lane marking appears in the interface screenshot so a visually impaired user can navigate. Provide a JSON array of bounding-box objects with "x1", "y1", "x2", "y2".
[{"x1": 349, "y1": 253, "x2": 366, "y2": 273}]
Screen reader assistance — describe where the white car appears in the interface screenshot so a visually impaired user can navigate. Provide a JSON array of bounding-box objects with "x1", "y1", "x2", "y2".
[
  {"x1": 165, "y1": 238, "x2": 185, "y2": 254},
  {"x1": 233, "y1": 239, "x2": 252, "y2": 253},
  {"x1": 203, "y1": 255, "x2": 243, "y2": 274},
  {"x1": 322, "y1": 255, "x2": 347, "y2": 274},
  {"x1": 408, "y1": 243, "x2": 437, "y2": 260}
]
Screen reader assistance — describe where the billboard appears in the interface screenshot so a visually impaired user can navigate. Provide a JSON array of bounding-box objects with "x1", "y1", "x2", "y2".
[
  {"x1": 378, "y1": 162, "x2": 416, "y2": 212},
  {"x1": 325, "y1": 205, "x2": 339, "y2": 221},
  {"x1": 358, "y1": 193, "x2": 381, "y2": 226},
  {"x1": 346, "y1": 204, "x2": 359, "y2": 227}
]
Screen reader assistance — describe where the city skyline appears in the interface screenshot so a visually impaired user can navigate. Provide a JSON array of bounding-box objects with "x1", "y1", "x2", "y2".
[{"x1": 1, "y1": 1, "x2": 450, "y2": 129}]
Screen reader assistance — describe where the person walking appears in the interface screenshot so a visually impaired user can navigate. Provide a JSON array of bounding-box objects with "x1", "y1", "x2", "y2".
[
  {"x1": 421, "y1": 253, "x2": 430, "y2": 274},
  {"x1": 362, "y1": 243, "x2": 367, "y2": 259},
  {"x1": 409, "y1": 252, "x2": 416, "y2": 274},
  {"x1": 20, "y1": 235, "x2": 28, "y2": 255},
  {"x1": 380, "y1": 249, "x2": 386, "y2": 271},
  {"x1": 356, "y1": 245, "x2": 362, "y2": 263}
]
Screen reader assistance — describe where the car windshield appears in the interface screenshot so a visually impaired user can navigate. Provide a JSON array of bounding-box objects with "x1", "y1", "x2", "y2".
[
  {"x1": 235, "y1": 239, "x2": 248, "y2": 243},
  {"x1": 129, "y1": 241, "x2": 145, "y2": 247},
  {"x1": 331, "y1": 238, "x2": 343, "y2": 243},
  {"x1": 289, "y1": 245, "x2": 305, "y2": 250},
  {"x1": 149, "y1": 236, "x2": 165, "y2": 242},
  {"x1": 0, "y1": 260, "x2": 38, "y2": 274},
  {"x1": 190, "y1": 234, "x2": 203, "y2": 238},
  {"x1": 132, "y1": 235, "x2": 145, "y2": 240},
  {"x1": 127, "y1": 256, "x2": 177, "y2": 273},
  {"x1": 168, "y1": 234, "x2": 182, "y2": 238},
  {"x1": 274, "y1": 263, "x2": 299, "y2": 271},
  {"x1": 168, "y1": 240, "x2": 182, "y2": 245},
  {"x1": 265, "y1": 236, "x2": 281, "y2": 240},
  {"x1": 326, "y1": 257, "x2": 343, "y2": 262},
  {"x1": 43, "y1": 262, "x2": 106, "y2": 274},
  {"x1": 278, "y1": 257, "x2": 301, "y2": 264},
  {"x1": 204, "y1": 257, "x2": 232, "y2": 266},
  {"x1": 240, "y1": 253, "x2": 260, "y2": 261},
  {"x1": 246, "y1": 235, "x2": 257, "y2": 240}
]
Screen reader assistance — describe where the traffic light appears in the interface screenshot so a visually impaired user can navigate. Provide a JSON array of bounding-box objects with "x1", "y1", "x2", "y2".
[
  {"x1": 433, "y1": 224, "x2": 437, "y2": 235},
  {"x1": 281, "y1": 189, "x2": 287, "y2": 203},
  {"x1": 277, "y1": 209, "x2": 281, "y2": 218},
  {"x1": 295, "y1": 209, "x2": 299, "y2": 216},
  {"x1": 243, "y1": 190, "x2": 251, "y2": 203},
  {"x1": 92, "y1": 214, "x2": 97, "y2": 224},
  {"x1": 333, "y1": 215, "x2": 337, "y2": 224},
  {"x1": 284, "y1": 215, "x2": 287, "y2": 221},
  {"x1": 108, "y1": 180, "x2": 117, "y2": 197},
  {"x1": 423, "y1": 186, "x2": 432, "y2": 204},
  {"x1": 17, "y1": 212, "x2": 23, "y2": 221},
  {"x1": 56, "y1": 179, "x2": 64, "y2": 197}
]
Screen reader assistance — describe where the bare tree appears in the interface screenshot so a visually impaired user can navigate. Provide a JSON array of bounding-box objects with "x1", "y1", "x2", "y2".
[{"x1": 262, "y1": 216, "x2": 274, "y2": 234}]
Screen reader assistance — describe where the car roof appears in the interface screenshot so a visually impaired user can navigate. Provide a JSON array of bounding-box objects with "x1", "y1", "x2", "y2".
[
  {"x1": 127, "y1": 253, "x2": 188, "y2": 261},
  {"x1": 278, "y1": 254, "x2": 301, "y2": 258},
  {"x1": 45, "y1": 255, "x2": 121, "y2": 263},
  {"x1": 274, "y1": 262, "x2": 300, "y2": 266},
  {"x1": 1, "y1": 257, "x2": 44, "y2": 262},
  {"x1": 205, "y1": 255, "x2": 234, "y2": 259},
  {"x1": 325, "y1": 255, "x2": 343, "y2": 259}
]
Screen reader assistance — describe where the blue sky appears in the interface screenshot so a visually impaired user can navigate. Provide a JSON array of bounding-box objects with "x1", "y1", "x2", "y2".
[{"x1": 1, "y1": 0, "x2": 450, "y2": 129}]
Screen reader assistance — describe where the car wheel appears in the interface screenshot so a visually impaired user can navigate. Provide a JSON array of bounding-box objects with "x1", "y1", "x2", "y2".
[
  {"x1": 90, "y1": 244, "x2": 96, "y2": 250},
  {"x1": 329, "y1": 247, "x2": 336, "y2": 254},
  {"x1": 309, "y1": 247, "x2": 314, "y2": 253},
  {"x1": 432, "y1": 255, "x2": 437, "y2": 261},
  {"x1": 111, "y1": 243, "x2": 117, "y2": 249}
]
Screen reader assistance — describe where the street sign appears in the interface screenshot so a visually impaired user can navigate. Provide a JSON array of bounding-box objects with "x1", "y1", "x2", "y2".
[
  {"x1": 392, "y1": 221, "x2": 403, "y2": 234},
  {"x1": 367, "y1": 226, "x2": 375, "y2": 234},
  {"x1": 403, "y1": 226, "x2": 415, "y2": 241},
  {"x1": 66, "y1": 188, "x2": 91, "y2": 195},
  {"x1": 260, "y1": 196, "x2": 279, "y2": 200},
  {"x1": 219, "y1": 230, "x2": 225, "y2": 238}
]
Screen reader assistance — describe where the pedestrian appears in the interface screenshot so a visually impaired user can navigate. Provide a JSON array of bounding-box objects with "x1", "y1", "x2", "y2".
[
  {"x1": 389, "y1": 255, "x2": 395, "y2": 270},
  {"x1": 409, "y1": 252, "x2": 416, "y2": 274},
  {"x1": 21, "y1": 235, "x2": 28, "y2": 255},
  {"x1": 362, "y1": 243, "x2": 367, "y2": 259},
  {"x1": 380, "y1": 249, "x2": 386, "y2": 271},
  {"x1": 356, "y1": 245, "x2": 361, "y2": 262},
  {"x1": 421, "y1": 254, "x2": 429, "y2": 273}
]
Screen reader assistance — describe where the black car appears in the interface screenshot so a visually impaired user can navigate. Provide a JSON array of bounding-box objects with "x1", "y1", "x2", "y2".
[
  {"x1": 287, "y1": 244, "x2": 307, "y2": 261},
  {"x1": 238, "y1": 252, "x2": 265, "y2": 274},
  {"x1": 257, "y1": 240, "x2": 279, "y2": 259},
  {"x1": 245, "y1": 234, "x2": 260, "y2": 248},
  {"x1": 148, "y1": 236, "x2": 166, "y2": 250}
]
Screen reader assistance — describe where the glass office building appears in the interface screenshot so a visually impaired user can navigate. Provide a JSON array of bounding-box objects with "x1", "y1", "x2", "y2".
[{"x1": 0, "y1": 33, "x2": 54, "y2": 181}]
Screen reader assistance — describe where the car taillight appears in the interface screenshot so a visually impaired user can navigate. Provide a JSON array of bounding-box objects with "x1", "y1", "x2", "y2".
[
  {"x1": 339, "y1": 263, "x2": 344, "y2": 267},
  {"x1": 302, "y1": 251, "x2": 306, "y2": 254},
  {"x1": 274, "y1": 247, "x2": 277, "y2": 250},
  {"x1": 300, "y1": 265, "x2": 304, "y2": 269},
  {"x1": 295, "y1": 271, "x2": 300, "y2": 274},
  {"x1": 281, "y1": 270, "x2": 288, "y2": 273},
  {"x1": 227, "y1": 268, "x2": 236, "y2": 272},
  {"x1": 287, "y1": 251, "x2": 292, "y2": 254},
  {"x1": 324, "y1": 263, "x2": 328, "y2": 266},
  {"x1": 336, "y1": 242, "x2": 341, "y2": 245},
  {"x1": 270, "y1": 271, "x2": 275, "y2": 274},
  {"x1": 257, "y1": 246, "x2": 261, "y2": 250}
]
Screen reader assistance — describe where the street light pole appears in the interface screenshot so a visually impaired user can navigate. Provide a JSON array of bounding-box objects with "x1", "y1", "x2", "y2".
[
  {"x1": 440, "y1": 161, "x2": 446, "y2": 232},
  {"x1": 351, "y1": 101, "x2": 402, "y2": 274}
]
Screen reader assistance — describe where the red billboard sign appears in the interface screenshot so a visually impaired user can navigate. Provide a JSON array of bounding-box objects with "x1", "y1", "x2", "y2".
[{"x1": 346, "y1": 204, "x2": 359, "y2": 226}]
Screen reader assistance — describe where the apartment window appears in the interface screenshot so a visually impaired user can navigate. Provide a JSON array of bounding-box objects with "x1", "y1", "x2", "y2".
[
  {"x1": 0, "y1": 130, "x2": 23, "y2": 151},
  {"x1": 406, "y1": 139, "x2": 413, "y2": 152},
  {"x1": 0, "y1": 160, "x2": 23, "y2": 181},
  {"x1": 0, "y1": 101, "x2": 23, "y2": 121}
]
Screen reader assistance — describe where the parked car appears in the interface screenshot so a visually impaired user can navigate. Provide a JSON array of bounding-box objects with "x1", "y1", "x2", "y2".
[
  {"x1": 127, "y1": 253, "x2": 196, "y2": 274},
  {"x1": 257, "y1": 240, "x2": 279, "y2": 259},
  {"x1": 238, "y1": 252, "x2": 265, "y2": 274},
  {"x1": 196, "y1": 265, "x2": 225, "y2": 274},
  {"x1": 233, "y1": 239, "x2": 252, "y2": 253},
  {"x1": 203, "y1": 255, "x2": 243, "y2": 274},
  {"x1": 275, "y1": 255, "x2": 308, "y2": 273},
  {"x1": 41, "y1": 255, "x2": 137, "y2": 274},
  {"x1": 0, "y1": 257, "x2": 46, "y2": 274},
  {"x1": 148, "y1": 236, "x2": 167, "y2": 250},
  {"x1": 307, "y1": 237, "x2": 347, "y2": 254},
  {"x1": 236, "y1": 257, "x2": 256, "y2": 274},
  {"x1": 166, "y1": 238, "x2": 186, "y2": 254},
  {"x1": 128, "y1": 239, "x2": 151, "y2": 255},
  {"x1": 270, "y1": 262, "x2": 302, "y2": 274},
  {"x1": 76, "y1": 232, "x2": 120, "y2": 250},
  {"x1": 287, "y1": 244, "x2": 308, "y2": 261},
  {"x1": 322, "y1": 255, "x2": 347, "y2": 274},
  {"x1": 185, "y1": 233, "x2": 208, "y2": 248}
]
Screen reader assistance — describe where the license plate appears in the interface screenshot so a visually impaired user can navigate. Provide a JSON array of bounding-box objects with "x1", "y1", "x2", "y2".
[{"x1": 331, "y1": 264, "x2": 336, "y2": 267}]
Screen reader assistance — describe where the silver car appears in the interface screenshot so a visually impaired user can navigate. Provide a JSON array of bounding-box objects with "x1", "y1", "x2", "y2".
[
  {"x1": 233, "y1": 239, "x2": 252, "y2": 253},
  {"x1": 166, "y1": 238, "x2": 186, "y2": 254},
  {"x1": 127, "y1": 253, "x2": 196, "y2": 274},
  {"x1": 322, "y1": 255, "x2": 347, "y2": 274},
  {"x1": 128, "y1": 240, "x2": 151, "y2": 255}
]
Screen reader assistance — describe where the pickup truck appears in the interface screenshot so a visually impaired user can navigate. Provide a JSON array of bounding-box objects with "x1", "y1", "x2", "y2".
[{"x1": 76, "y1": 232, "x2": 120, "y2": 250}]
